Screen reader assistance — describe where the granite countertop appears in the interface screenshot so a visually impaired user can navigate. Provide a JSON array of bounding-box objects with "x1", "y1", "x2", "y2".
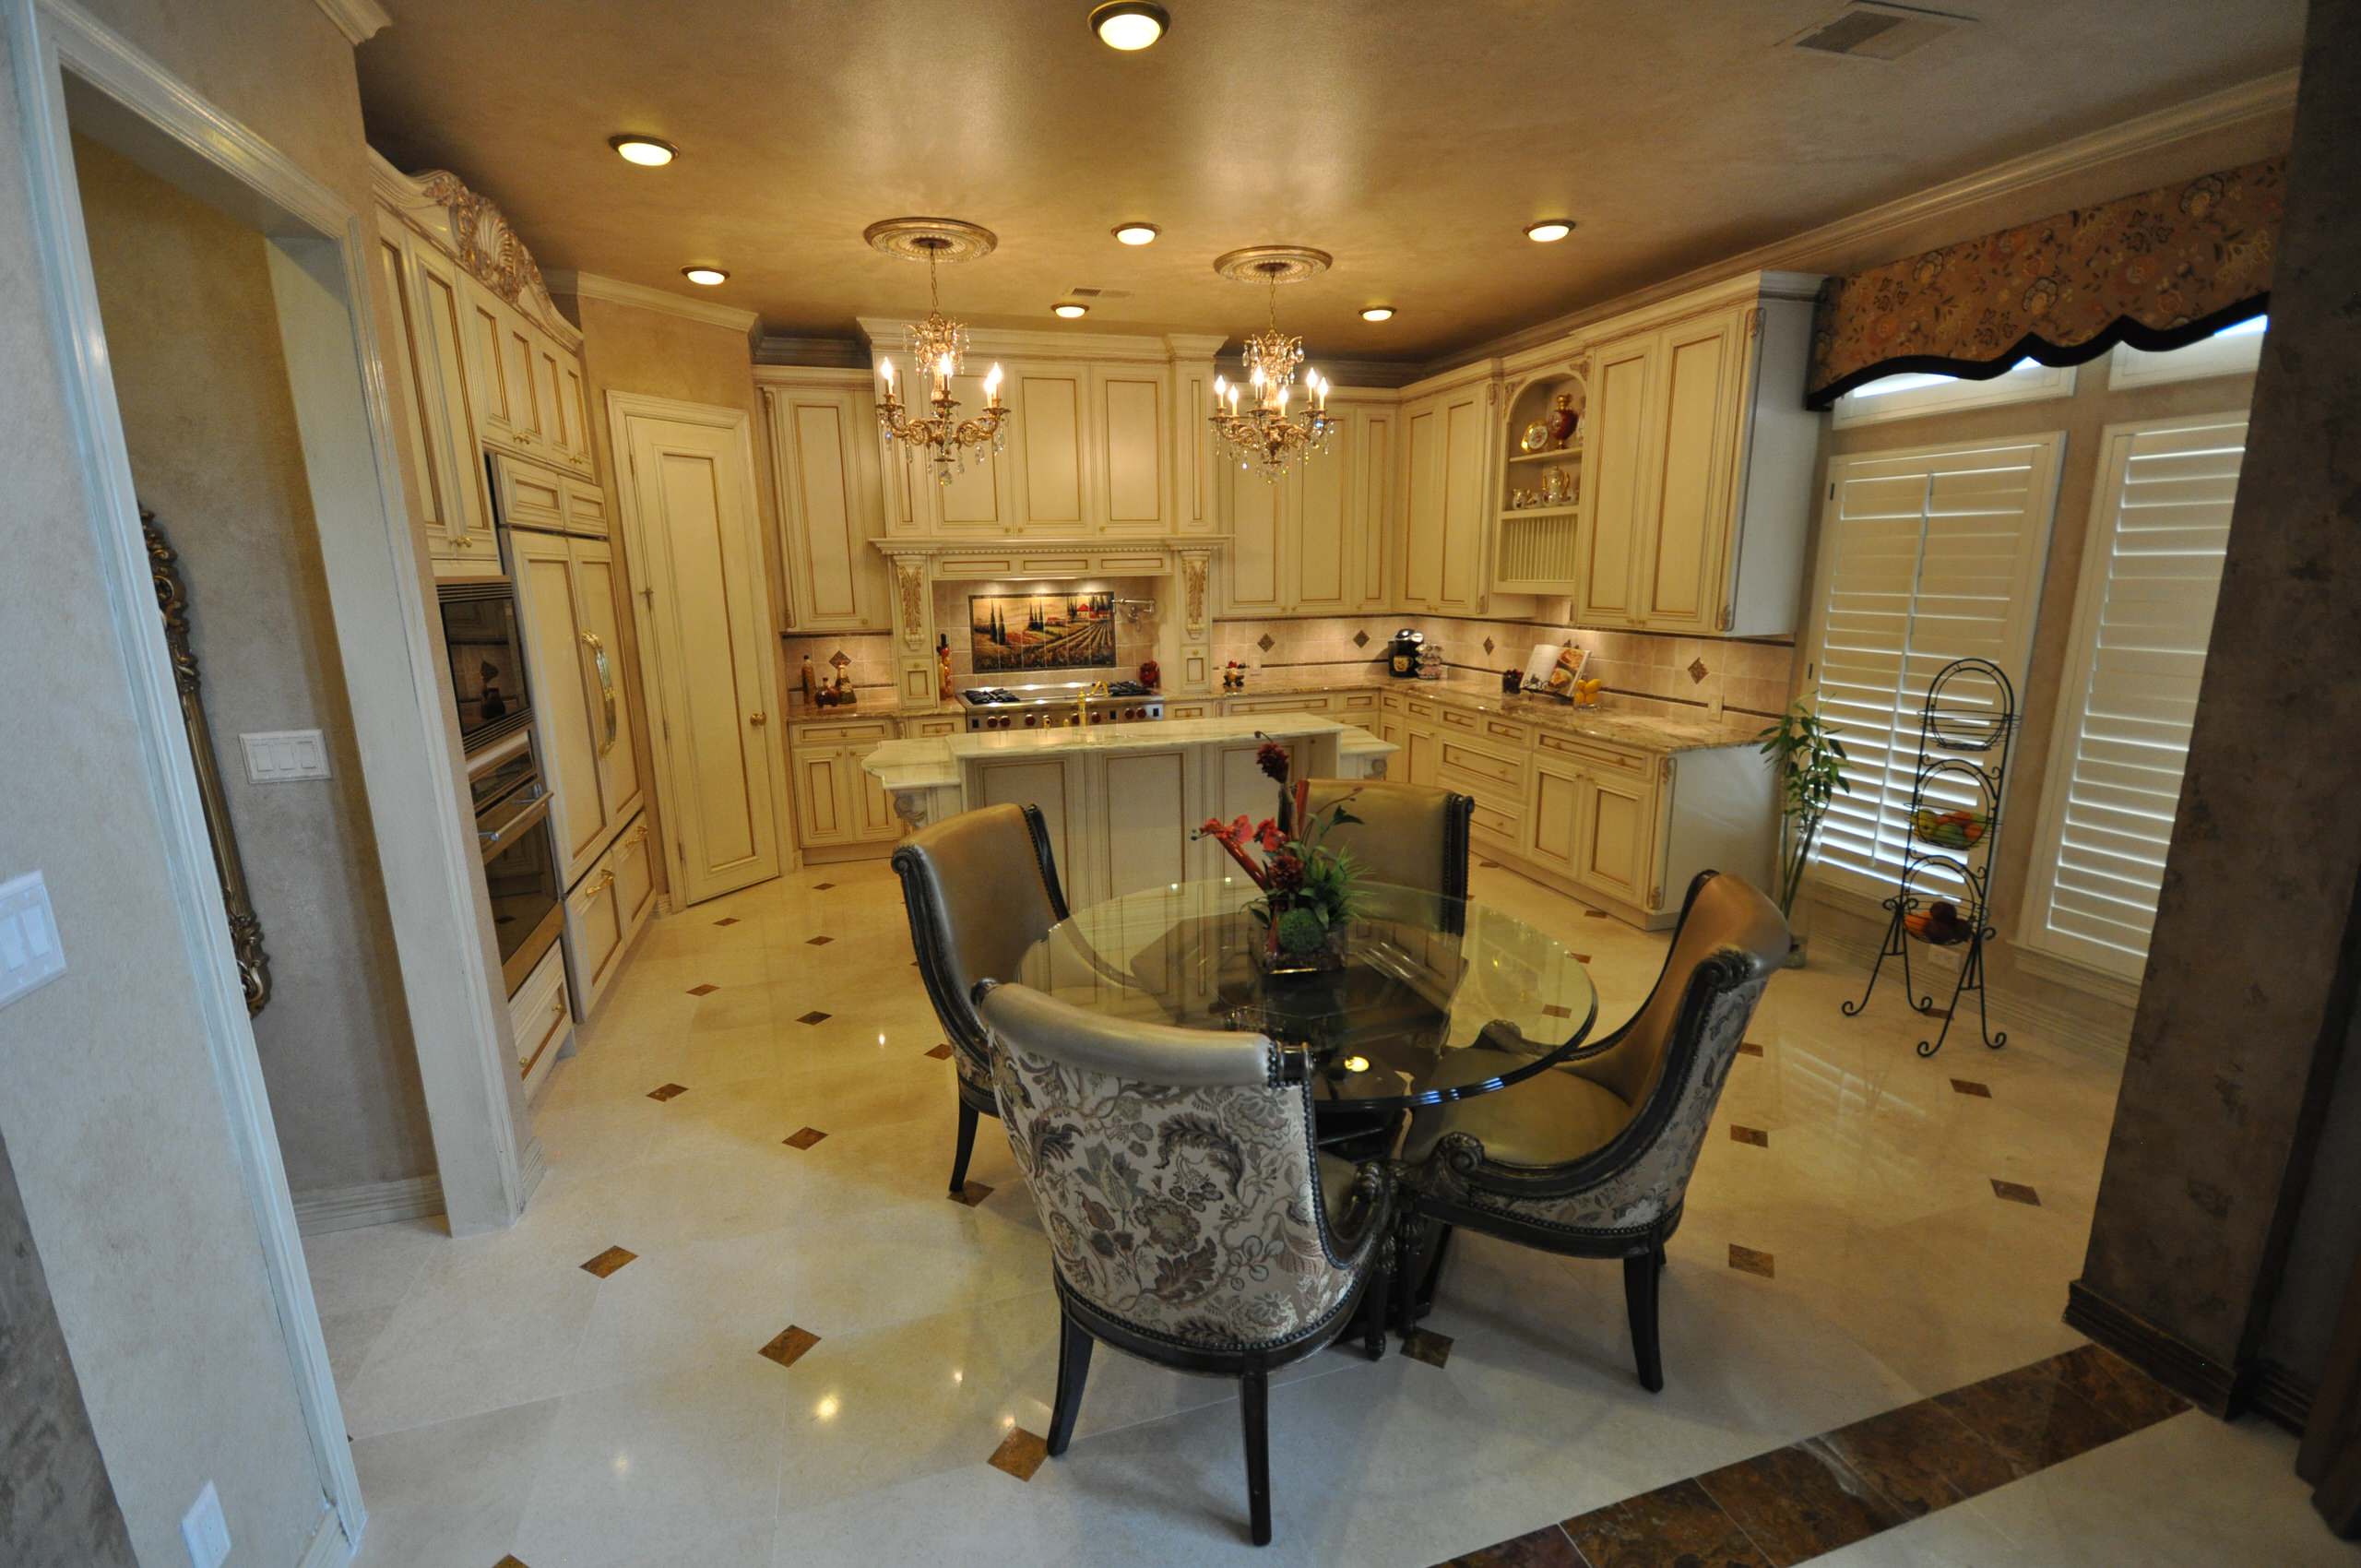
[
  {"x1": 863, "y1": 714, "x2": 1394, "y2": 791},
  {"x1": 1217, "y1": 670, "x2": 1753, "y2": 754}
]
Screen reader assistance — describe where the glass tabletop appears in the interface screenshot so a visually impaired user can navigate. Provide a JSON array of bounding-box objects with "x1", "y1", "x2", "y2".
[{"x1": 1016, "y1": 879, "x2": 1600, "y2": 1111}]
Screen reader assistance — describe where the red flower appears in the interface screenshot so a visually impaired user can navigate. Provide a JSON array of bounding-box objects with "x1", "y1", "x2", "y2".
[
  {"x1": 1256, "y1": 742, "x2": 1290, "y2": 785},
  {"x1": 1255, "y1": 819, "x2": 1287, "y2": 852}
]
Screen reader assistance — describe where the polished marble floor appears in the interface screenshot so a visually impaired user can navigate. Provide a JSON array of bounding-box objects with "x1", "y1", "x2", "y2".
[{"x1": 310, "y1": 858, "x2": 2353, "y2": 1566}]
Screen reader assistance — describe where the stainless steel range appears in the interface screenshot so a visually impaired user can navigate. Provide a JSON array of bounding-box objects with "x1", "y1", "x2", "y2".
[{"x1": 959, "y1": 680, "x2": 1165, "y2": 732}]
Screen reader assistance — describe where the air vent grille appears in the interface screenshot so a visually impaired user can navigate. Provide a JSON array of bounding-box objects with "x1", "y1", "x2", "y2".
[
  {"x1": 1065, "y1": 286, "x2": 1133, "y2": 300},
  {"x1": 1786, "y1": 2, "x2": 1971, "y2": 60}
]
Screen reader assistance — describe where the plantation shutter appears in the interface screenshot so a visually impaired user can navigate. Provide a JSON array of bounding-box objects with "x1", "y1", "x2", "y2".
[
  {"x1": 1803, "y1": 436, "x2": 2063, "y2": 897},
  {"x1": 2021, "y1": 416, "x2": 2244, "y2": 979}
]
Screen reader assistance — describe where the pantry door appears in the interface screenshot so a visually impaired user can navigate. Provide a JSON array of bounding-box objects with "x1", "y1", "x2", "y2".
[{"x1": 612, "y1": 395, "x2": 784, "y2": 904}]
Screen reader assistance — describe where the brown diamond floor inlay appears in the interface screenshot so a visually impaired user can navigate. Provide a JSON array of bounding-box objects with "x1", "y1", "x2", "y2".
[
  {"x1": 783, "y1": 1126, "x2": 827, "y2": 1149},
  {"x1": 1402, "y1": 1329, "x2": 1453, "y2": 1368},
  {"x1": 685, "y1": 983, "x2": 718, "y2": 996},
  {"x1": 1541, "y1": 1003, "x2": 1572, "y2": 1019},
  {"x1": 1991, "y1": 1178, "x2": 2041, "y2": 1206},
  {"x1": 1438, "y1": 1523, "x2": 1584, "y2": 1567},
  {"x1": 806, "y1": 934, "x2": 834, "y2": 946},
  {"x1": 1571, "y1": 952, "x2": 1592, "y2": 963},
  {"x1": 1730, "y1": 1124, "x2": 1770, "y2": 1147},
  {"x1": 797, "y1": 1010, "x2": 832, "y2": 1026},
  {"x1": 811, "y1": 881, "x2": 836, "y2": 890},
  {"x1": 925, "y1": 1042, "x2": 954, "y2": 1060},
  {"x1": 1738, "y1": 1040, "x2": 1765, "y2": 1057},
  {"x1": 647, "y1": 1083, "x2": 688, "y2": 1101},
  {"x1": 1583, "y1": 908, "x2": 1608, "y2": 918},
  {"x1": 494, "y1": 1557, "x2": 530, "y2": 1568},
  {"x1": 1951, "y1": 1078, "x2": 1992, "y2": 1097},
  {"x1": 712, "y1": 917, "x2": 740, "y2": 926},
  {"x1": 1728, "y1": 1243, "x2": 1775, "y2": 1278},
  {"x1": 578, "y1": 1245, "x2": 637, "y2": 1278},
  {"x1": 988, "y1": 1425, "x2": 1050, "y2": 1481},
  {"x1": 950, "y1": 1182, "x2": 994, "y2": 1206},
  {"x1": 758, "y1": 1324, "x2": 820, "y2": 1368},
  {"x1": 1564, "y1": 1477, "x2": 1768, "y2": 1568}
]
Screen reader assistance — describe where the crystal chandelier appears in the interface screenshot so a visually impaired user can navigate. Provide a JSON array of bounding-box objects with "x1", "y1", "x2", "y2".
[
  {"x1": 1208, "y1": 249, "x2": 1335, "y2": 480},
  {"x1": 867, "y1": 220, "x2": 1009, "y2": 485}
]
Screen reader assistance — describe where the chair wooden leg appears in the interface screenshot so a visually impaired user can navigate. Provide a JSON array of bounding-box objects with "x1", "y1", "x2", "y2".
[
  {"x1": 1417, "y1": 1221, "x2": 1454, "y2": 1313},
  {"x1": 1047, "y1": 1308, "x2": 1093, "y2": 1456},
  {"x1": 1358, "y1": 1237, "x2": 1393, "y2": 1361},
  {"x1": 1624, "y1": 1252, "x2": 1664, "y2": 1394},
  {"x1": 1240, "y1": 1365, "x2": 1273, "y2": 1546},
  {"x1": 948, "y1": 1097, "x2": 979, "y2": 1196}
]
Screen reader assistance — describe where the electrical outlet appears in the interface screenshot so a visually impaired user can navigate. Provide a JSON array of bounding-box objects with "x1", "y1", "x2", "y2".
[
  {"x1": 0, "y1": 870, "x2": 66, "y2": 1010},
  {"x1": 181, "y1": 1480, "x2": 230, "y2": 1568}
]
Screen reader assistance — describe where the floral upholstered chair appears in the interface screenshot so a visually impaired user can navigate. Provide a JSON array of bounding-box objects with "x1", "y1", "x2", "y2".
[
  {"x1": 1301, "y1": 778, "x2": 1476, "y2": 902},
  {"x1": 974, "y1": 980, "x2": 1394, "y2": 1548},
  {"x1": 891, "y1": 803, "x2": 1069, "y2": 1195},
  {"x1": 1400, "y1": 870, "x2": 1787, "y2": 1392}
]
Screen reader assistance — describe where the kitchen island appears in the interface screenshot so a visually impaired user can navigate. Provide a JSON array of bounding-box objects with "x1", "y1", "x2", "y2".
[{"x1": 864, "y1": 714, "x2": 1394, "y2": 908}]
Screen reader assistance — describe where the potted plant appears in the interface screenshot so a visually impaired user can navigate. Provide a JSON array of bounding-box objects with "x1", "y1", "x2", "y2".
[
  {"x1": 1754, "y1": 703, "x2": 1849, "y2": 968},
  {"x1": 1195, "y1": 742, "x2": 1365, "y2": 974}
]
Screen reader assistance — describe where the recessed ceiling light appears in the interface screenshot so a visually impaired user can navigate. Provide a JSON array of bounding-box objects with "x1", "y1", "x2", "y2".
[
  {"x1": 682, "y1": 266, "x2": 729, "y2": 286},
  {"x1": 1361, "y1": 306, "x2": 1395, "y2": 322},
  {"x1": 1525, "y1": 219, "x2": 1576, "y2": 244},
  {"x1": 1053, "y1": 302, "x2": 1089, "y2": 318},
  {"x1": 1090, "y1": 2, "x2": 1169, "y2": 51},
  {"x1": 610, "y1": 135, "x2": 675, "y2": 167},
  {"x1": 1112, "y1": 222, "x2": 1160, "y2": 246}
]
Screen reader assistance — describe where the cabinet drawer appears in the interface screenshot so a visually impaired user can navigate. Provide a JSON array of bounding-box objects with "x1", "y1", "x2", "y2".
[
  {"x1": 1095, "y1": 552, "x2": 1168, "y2": 576},
  {"x1": 562, "y1": 476, "x2": 610, "y2": 537},
  {"x1": 935, "y1": 555, "x2": 1016, "y2": 577},
  {"x1": 1466, "y1": 798, "x2": 1523, "y2": 844},
  {"x1": 492, "y1": 452, "x2": 565, "y2": 531},
  {"x1": 791, "y1": 718, "x2": 893, "y2": 747},
  {"x1": 1440, "y1": 707, "x2": 1480, "y2": 733},
  {"x1": 1163, "y1": 701, "x2": 1213, "y2": 719},
  {"x1": 1536, "y1": 731, "x2": 1651, "y2": 777},
  {"x1": 1484, "y1": 718, "x2": 1532, "y2": 748},
  {"x1": 611, "y1": 813, "x2": 656, "y2": 932},
  {"x1": 510, "y1": 942, "x2": 571, "y2": 1098},
  {"x1": 1404, "y1": 697, "x2": 1438, "y2": 720},
  {"x1": 1017, "y1": 554, "x2": 1090, "y2": 576},
  {"x1": 1335, "y1": 691, "x2": 1381, "y2": 714},
  {"x1": 565, "y1": 857, "x2": 626, "y2": 1018},
  {"x1": 901, "y1": 715, "x2": 961, "y2": 738},
  {"x1": 1227, "y1": 695, "x2": 1331, "y2": 715},
  {"x1": 1439, "y1": 741, "x2": 1525, "y2": 790}
]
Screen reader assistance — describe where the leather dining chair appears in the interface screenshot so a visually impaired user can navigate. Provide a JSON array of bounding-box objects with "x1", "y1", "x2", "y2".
[
  {"x1": 1398, "y1": 870, "x2": 1788, "y2": 1392},
  {"x1": 974, "y1": 980, "x2": 1394, "y2": 1548},
  {"x1": 891, "y1": 802, "x2": 1069, "y2": 1196},
  {"x1": 1301, "y1": 779, "x2": 1476, "y2": 902}
]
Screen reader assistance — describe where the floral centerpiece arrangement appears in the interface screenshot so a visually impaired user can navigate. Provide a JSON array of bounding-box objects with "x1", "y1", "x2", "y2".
[{"x1": 1195, "y1": 742, "x2": 1364, "y2": 974}]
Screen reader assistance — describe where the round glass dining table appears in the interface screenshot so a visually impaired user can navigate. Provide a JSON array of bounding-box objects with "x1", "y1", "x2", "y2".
[{"x1": 1016, "y1": 878, "x2": 1599, "y2": 1113}]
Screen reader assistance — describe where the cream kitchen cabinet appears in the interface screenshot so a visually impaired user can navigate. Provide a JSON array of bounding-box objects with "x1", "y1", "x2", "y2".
[
  {"x1": 1092, "y1": 364, "x2": 1170, "y2": 534},
  {"x1": 1397, "y1": 376, "x2": 1495, "y2": 615},
  {"x1": 1216, "y1": 403, "x2": 1389, "y2": 616},
  {"x1": 1521, "y1": 730, "x2": 1774, "y2": 924},
  {"x1": 563, "y1": 807, "x2": 656, "y2": 1021},
  {"x1": 761, "y1": 371, "x2": 891, "y2": 633},
  {"x1": 511, "y1": 942, "x2": 572, "y2": 1100},
  {"x1": 375, "y1": 213, "x2": 495, "y2": 576},
  {"x1": 1570, "y1": 271, "x2": 1821, "y2": 636},
  {"x1": 789, "y1": 717, "x2": 900, "y2": 859},
  {"x1": 457, "y1": 272, "x2": 593, "y2": 479},
  {"x1": 514, "y1": 528, "x2": 641, "y2": 887}
]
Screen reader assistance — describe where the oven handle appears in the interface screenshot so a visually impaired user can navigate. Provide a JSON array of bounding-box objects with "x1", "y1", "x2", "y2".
[
  {"x1": 580, "y1": 630, "x2": 617, "y2": 754},
  {"x1": 478, "y1": 786, "x2": 554, "y2": 862}
]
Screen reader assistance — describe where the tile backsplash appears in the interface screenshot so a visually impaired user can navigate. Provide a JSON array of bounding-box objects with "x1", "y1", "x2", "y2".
[{"x1": 931, "y1": 577, "x2": 1165, "y2": 684}]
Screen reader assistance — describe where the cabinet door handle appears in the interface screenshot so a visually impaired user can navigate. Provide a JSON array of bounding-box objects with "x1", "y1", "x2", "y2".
[
  {"x1": 750, "y1": 711, "x2": 768, "y2": 727},
  {"x1": 579, "y1": 630, "x2": 617, "y2": 753}
]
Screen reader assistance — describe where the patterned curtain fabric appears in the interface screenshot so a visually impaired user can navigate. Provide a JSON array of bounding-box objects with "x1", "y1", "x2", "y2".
[{"x1": 1806, "y1": 158, "x2": 2285, "y2": 407}]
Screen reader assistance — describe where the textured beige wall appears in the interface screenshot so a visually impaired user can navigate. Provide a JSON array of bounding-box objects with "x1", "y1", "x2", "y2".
[
  {"x1": 0, "y1": 2, "x2": 391, "y2": 1563},
  {"x1": 75, "y1": 135, "x2": 435, "y2": 1197}
]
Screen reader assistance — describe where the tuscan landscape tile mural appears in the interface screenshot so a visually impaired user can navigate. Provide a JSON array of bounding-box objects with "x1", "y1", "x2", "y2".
[{"x1": 969, "y1": 591, "x2": 1116, "y2": 673}]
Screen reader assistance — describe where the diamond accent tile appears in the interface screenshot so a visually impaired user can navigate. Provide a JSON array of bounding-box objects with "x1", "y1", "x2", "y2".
[
  {"x1": 1583, "y1": 908, "x2": 1608, "y2": 919},
  {"x1": 495, "y1": 1558, "x2": 530, "y2": 1568},
  {"x1": 712, "y1": 917, "x2": 740, "y2": 927},
  {"x1": 1353, "y1": 630, "x2": 1370, "y2": 647},
  {"x1": 988, "y1": 1426, "x2": 1050, "y2": 1481},
  {"x1": 806, "y1": 934, "x2": 834, "y2": 946},
  {"x1": 579, "y1": 1245, "x2": 637, "y2": 1278},
  {"x1": 1738, "y1": 1040, "x2": 1765, "y2": 1057},
  {"x1": 1257, "y1": 633, "x2": 1276, "y2": 652},
  {"x1": 1482, "y1": 636, "x2": 1497, "y2": 656},
  {"x1": 685, "y1": 983, "x2": 718, "y2": 996},
  {"x1": 1729, "y1": 1243, "x2": 1775, "y2": 1278},
  {"x1": 1542, "y1": 1003, "x2": 1572, "y2": 1019},
  {"x1": 812, "y1": 881, "x2": 836, "y2": 890},
  {"x1": 647, "y1": 1083, "x2": 688, "y2": 1101},
  {"x1": 1991, "y1": 1179, "x2": 2042, "y2": 1206},
  {"x1": 926, "y1": 1042, "x2": 954, "y2": 1060},
  {"x1": 1572, "y1": 952, "x2": 1592, "y2": 963},
  {"x1": 950, "y1": 1182, "x2": 994, "y2": 1207},
  {"x1": 796, "y1": 1010, "x2": 832, "y2": 1026},
  {"x1": 1688, "y1": 658, "x2": 1710, "y2": 683},
  {"x1": 758, "y1": 1324, "x2": 820, "y2": 1368},
  {"x1": 1952, "y1": 1079, "x2": 1993, "y2": 1098},
  {"x1": 784, "y1": 1126, "x2": 827, "y2": 1149},
  {"x1": 1402, "y1": 1329, "x2": 1454, "y2": 1368},
  {"x1": 1730, "y1": 1125, "x2": 1770, "y2": 1148}
]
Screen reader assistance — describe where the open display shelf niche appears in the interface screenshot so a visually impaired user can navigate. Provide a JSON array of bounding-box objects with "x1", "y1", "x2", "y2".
[{"x1": 1494, "y1": 366, "x2": 1587, "y2": 595}]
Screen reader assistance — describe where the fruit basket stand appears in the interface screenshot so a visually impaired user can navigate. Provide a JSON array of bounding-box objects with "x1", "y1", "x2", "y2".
[{"x1": 1840, "y1": 657, "x2": 2018, "y2": 1057}]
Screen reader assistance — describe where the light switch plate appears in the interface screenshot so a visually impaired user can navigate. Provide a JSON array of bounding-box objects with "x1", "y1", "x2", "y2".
[
  {"x1": 239, "y1": 728, "x2": 330, "y2": 783},
  {"x1": 181, "y1": 1479, "x2": 230, "y2": 1568},
  {"x1": 0, "y1": 870, "x2": 66, "y2": 1010}
]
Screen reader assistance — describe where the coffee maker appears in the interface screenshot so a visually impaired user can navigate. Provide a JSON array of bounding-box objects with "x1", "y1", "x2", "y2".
[{"x1": 1387, "y1": 628, "x2": 1426, "y2": 679}]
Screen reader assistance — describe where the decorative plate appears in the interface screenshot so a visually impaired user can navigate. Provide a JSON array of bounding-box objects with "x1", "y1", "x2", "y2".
[{"x1": 1520, "y1": 420, "x2": 1549, "y2": 454}]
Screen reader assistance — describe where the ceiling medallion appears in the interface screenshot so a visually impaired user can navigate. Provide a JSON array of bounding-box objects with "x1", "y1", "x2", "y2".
[
  {"x1": 1207, "y1": 247, "x2": 1336, "y2": 481},
  {"x1": 865, "y1": 219, "x2": 1009, "y2": 484}
]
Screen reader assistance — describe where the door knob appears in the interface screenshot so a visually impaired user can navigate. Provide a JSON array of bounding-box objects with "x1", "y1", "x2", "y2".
[{"x1": 750, "y1": 712, "x2": 767, "y2": 726}]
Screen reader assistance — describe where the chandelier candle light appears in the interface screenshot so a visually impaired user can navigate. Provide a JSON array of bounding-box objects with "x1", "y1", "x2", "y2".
[
  {"x1": 1208, "y1": 246, "x2": 1337, "y2": 480},
  {"x1": 866, "y1": 218, "x2": 1011, "y2": 484}
]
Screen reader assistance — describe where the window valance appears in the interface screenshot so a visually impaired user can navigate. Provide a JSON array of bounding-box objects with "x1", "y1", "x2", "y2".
[{"x1": 1806, "y1": 158, "x2": 2284, "y2": 408}]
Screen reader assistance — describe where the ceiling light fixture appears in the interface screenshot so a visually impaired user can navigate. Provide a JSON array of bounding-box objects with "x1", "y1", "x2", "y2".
[
  {"x1": 1208, "y1": 246, "x2": 1336, "y2": 481},
  {"x1": 1525, "y1": 219, "x2": 1576, "y2": 244},
  {"x1": 1361, "y1": 306, "x2": 1395, "y2": 322},
  {"x1": 1089, "y1": 1, "x2": 1169, "y2": 50},
  {"x1": 1112, "y1": 222, "x2": 1160, "y2": 246},
  {"x1": 610, "y1": 135, "x2": 676, "y2": 167},
  {"x1": 866, "y1": 218, "x2": 1010, "y2": 484},
  {"x1": 681, "y1": 266, "x2": 729, "y2": 285},
  {"x1": 1052, "y1": 302, "x2": 1089, "y2": 318}
]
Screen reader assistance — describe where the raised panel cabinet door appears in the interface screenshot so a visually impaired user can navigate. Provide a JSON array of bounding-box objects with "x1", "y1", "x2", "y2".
[
  {"x1": 505, "y1": 316, "x2": 544, "y2": 445},
  {"x1": 1640, "y1": 310, "x2": 1743, "y2": 631},
  {"x1": 462, "y1": 283, "x2": 512, "y2": 436},
  {"x1": 1525, "y1": 757, "x2": 1584, "y2": 876},
  {"x1": 1012, "y1": 366, "x2": 1088, "y2": 532},
  {"x1": 1355, "y1": 410, "x2": 1392, "y2": 610},
  {"x1": 1222, "y1": 455, "x2": 1286, "y2": 613},
  {"x1": 1437, "y1": 389, "x2": 1489, "y2": 612},
  {"x1": 1399, "y1": 400, "x2": 1443, "y2": 610},
  {"x1": 1174, "y1": 362, "x2": 1218, "y2": 534},
  {"x1": 409, "y1": 244, "x2": 494, "y2": 554},
  {"x1": 1290, "y1": 414, "x2": 1353, "y2": 613},
  {"x1": 976, "y1": 757, "x2": 1072, "y2": 877},
  {"x1": 561, "y1": 361, "x2": 593, "y2": 471},
  {"x1": 1577, "y1": 332, "x2": 1656, "y2": 625},
  {"x1": 566, "y1": 857, "x2": 626, "y2": 1012},
  {"x1": 1576, "y1": 771, "x2": 1653, "y2": 904},
  {"x1": 536, "y1": 339, "x2": 570, "y2": 457},
  {"x1": 1094, "y1": 368, "x2": 1168, "y2": 533},
  {"x1": 907, "y1": 360, "x2": 1014, "y2": 533},
  {"x1": 794, "y1": 748, "x2": 849, "y2": 845},
  {"x1": 853, "y1": 744, "x2": 900, "y2": 842},
  {"x1": 1406, "y1": 724, "x2": 1441, "y2": 788},
  {"x1": 374, "y1": 219, "x2": 450, "y2": 564},
  {"x1": 513, "y1": 529, "x2": 607, "y2": 883},
  {"x1": 772, "y1": 387, "x2": 886, "y2": 631},
  {"x1": 568, "y1": 536, "x2": 641, "y2": 832}
]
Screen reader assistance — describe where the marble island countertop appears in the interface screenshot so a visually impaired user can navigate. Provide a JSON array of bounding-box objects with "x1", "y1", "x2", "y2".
[
  {"x1": 863, "y1": 714, "x2": 1394, "y2": 793},
  {"x1": 1225, "y1": 670, "x2": 1760, "y2": 754}
]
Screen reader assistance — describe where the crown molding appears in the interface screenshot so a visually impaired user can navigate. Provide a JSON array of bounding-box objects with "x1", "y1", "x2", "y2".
[
  {"x1": 753, "y1": 334, "x2": 870, "y2": 369},
  {"x1": 1429, "y1": 68, "x2": 2300, "y2": 374},
  {"x1": 314, "y1": 0, "x2": 390, "y2": 46},
  {"x1": 753, "y1": 363, "x2": 874, "y2": 388},
  {"x1": 859, "y1": 315, "x2": 1209, "y2": 365},
  {"x1": 373, "y1": 151, "x2": 581, "y2": 351},
  {"x1": 550, "y1": 269, "x2": 762, "y2": 343}
]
